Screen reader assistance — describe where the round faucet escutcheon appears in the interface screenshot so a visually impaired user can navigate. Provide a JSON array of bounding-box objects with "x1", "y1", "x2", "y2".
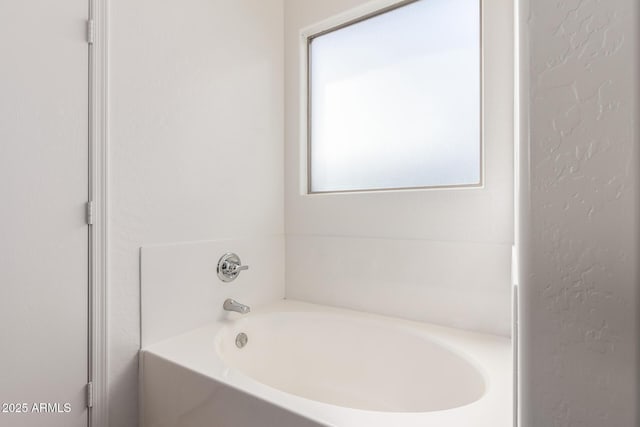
[{"x1": 217, "y1": 252, "x2": 249, "y2": 282}]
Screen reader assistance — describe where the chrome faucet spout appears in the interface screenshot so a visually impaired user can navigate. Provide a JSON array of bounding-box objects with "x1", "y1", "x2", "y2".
[{"x1": 223, "y1": 298, "x2": 250, "y2": 314}]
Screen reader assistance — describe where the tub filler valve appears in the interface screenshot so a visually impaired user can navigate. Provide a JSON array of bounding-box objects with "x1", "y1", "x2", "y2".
[
  {"x1": 223, "y1": 298, "x2": 251, "y2": 314},
  {"x1": 217, "y1": 252, "x2": 249, "y2": 282}
]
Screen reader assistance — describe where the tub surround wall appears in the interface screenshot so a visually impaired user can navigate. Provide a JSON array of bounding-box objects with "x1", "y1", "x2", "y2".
[
  {"x1": 286, "y1": 236, "x2": 511, "y2": 335},
  {"x1": 109, "y1": 1, "x2": 284, "y2": 426},
  {"x1": 284, "y1": 0, "x2": 515, "y2": 336},
  {"x1": 519, "y1": 0, "x2": 639, "y2": 425}
]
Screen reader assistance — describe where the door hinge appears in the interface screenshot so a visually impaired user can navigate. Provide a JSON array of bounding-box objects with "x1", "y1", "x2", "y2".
[
  {"x1": 86, "y1": 382, "x2": 94, "y2": 408},
  {"x1": 87, "y1": 19, "x2": 95, "y2": 44},
  {"x1": 86, "y1": 201, "x2": 94, "y2": 225}
]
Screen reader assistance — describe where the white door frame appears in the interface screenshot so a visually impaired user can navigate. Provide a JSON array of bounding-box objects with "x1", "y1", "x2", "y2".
[{"x1": 88, "y1": 0, "x2": 109, "y2": 426}]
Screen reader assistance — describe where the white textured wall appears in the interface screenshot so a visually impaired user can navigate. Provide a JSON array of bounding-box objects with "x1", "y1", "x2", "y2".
[
  {"x1": 109, "y1": 1, "x2": 284, "y2": 426},
  {"x1": 519, "y1": 0, "x2": 639, "y2": 425},
  {"x1": 284, "y1": 0, "x2": 514, "y2": 336}
]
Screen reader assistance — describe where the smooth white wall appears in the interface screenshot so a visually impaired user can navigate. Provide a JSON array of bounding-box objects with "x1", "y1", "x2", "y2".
[
  {"x1": 519, "y1": 0, "x2": 639, "y2": 425},
  {"x1": 109, "y1": 1, "x2": 284, "y2": 426},
  {"x1": 284, "y1": 0, "x2": 514, "y2": 336}
]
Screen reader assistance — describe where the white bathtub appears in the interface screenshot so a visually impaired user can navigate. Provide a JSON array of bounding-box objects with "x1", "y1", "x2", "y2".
[{"x1": 141, "y1": 300, "x2": 512, "y2": 427}]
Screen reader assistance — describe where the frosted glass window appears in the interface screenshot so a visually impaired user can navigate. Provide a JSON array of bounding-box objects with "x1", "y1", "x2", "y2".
[{"x1": 308, "y1": 0, "x2": 481, "y2": 193}]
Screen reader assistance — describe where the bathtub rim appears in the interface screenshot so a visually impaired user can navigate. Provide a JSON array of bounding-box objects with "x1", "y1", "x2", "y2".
[{"x1": 141, "y1": 299, "x2": 512, "y2": 427}]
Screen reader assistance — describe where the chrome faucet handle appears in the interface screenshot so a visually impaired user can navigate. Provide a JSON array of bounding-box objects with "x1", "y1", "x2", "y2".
[{"x1": 217, "y1": 253, "x2": 249, "y2": 282}]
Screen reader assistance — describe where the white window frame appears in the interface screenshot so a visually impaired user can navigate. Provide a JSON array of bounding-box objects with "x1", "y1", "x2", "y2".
[{"x1": 300, "y1": 0, "x2": 485, "y2": 195}]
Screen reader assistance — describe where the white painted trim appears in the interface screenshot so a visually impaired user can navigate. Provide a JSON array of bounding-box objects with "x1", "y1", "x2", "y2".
[
  {"x1": 297, "y1": 30, "x2": 308, "y2": 196},
  {"x1": 298, "y1": 0, "x2": 410, "y2": 39},
  {"x1": 513, "y1": 0, "x2": 521, "y2": 425},
  {"x1": 88, "y1": 0, "x2": 109, "y2": 426},
  {"x1": 515, "y1": 0, "x2": 530, "y2": 425}
]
